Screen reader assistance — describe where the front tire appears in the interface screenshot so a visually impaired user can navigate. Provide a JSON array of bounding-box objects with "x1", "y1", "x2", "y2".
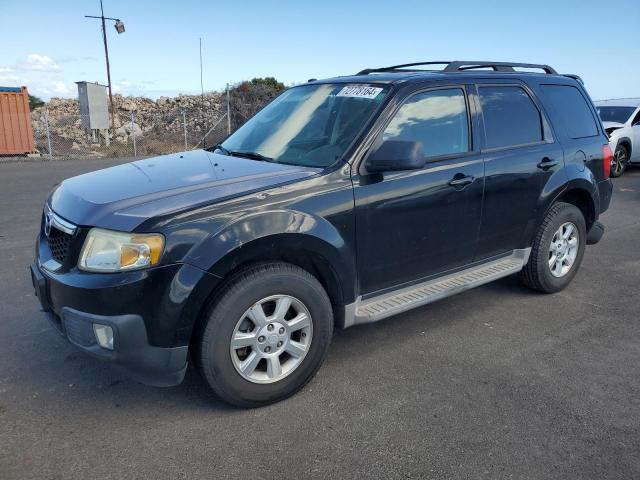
[
  {"x1": 196, "y1": 262, "x2": 333, "y2": 408},
  {"x1": 520, "y1": 202, "x2": 586, "y2": 293},
  {"x1": 610, "y1": 144, "x2": 629, "y2": 178}
]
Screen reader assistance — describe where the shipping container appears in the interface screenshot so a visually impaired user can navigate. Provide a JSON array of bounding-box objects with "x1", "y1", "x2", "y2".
[{"x1": 0, "y1": 86, "x2": 36, "y2": 155}]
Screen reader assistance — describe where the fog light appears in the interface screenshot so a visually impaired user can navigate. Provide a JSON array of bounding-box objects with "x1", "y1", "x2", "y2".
[{"x1": 93, "y1": 324, "x2": 114, "y2": 350}]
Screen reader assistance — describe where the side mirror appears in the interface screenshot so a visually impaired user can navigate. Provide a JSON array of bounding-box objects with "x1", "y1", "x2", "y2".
[{"x1": 365, "y1": 140, "x2": 425, "y2": 173}]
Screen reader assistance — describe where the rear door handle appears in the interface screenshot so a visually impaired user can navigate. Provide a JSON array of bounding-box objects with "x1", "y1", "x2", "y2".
[
  {"x1": 537, "y1": 157, "x2": 558, "y2": 170},
  {"x1": 448, "y1": 175, "x2": 475, "y2": 188}
]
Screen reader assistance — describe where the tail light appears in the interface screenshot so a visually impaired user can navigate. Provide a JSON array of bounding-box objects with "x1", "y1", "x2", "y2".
[{"x1": 602, "y1": 144, "x2": 612, "y2": 179}]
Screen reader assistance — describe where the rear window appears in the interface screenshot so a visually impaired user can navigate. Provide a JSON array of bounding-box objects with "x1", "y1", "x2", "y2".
[
  {"x1": 541, "y1": 85, "x2": 598, "y2": 138},
  {"x1": 479, "y1": 86, "x2": 543, "y2": 149}
]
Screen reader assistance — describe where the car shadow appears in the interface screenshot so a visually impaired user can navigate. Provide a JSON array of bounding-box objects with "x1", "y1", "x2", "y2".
[{"x1": 11, "y1": 274, "x2": 537, "y2": 412}]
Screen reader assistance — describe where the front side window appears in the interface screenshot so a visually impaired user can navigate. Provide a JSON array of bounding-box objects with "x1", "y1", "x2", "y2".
[
  {"x1": 596, "y1": 106, "x2": 636, "y2": 124},
  {"x1": 382, "y1": 88, "x2": 470, "y2": 158},
  {"x1": 479, "y1": 86, "x2": 544, "y2": 149},
  {"x1": 221, "y1": 84, "x2": 387, "y2": 167}
]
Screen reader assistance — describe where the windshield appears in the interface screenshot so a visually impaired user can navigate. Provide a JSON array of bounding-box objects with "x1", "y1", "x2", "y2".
[
  {"x1": 596, "y1": 106, "x2": 636, "y2": 124},
  {"x1": 220, "y1": 84, "x2": 388, "y2": 167}
]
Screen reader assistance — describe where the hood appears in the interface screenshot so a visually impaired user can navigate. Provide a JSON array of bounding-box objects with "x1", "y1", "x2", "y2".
[
  {"x1": 50, "y1": 149, "x2": 319, "y2": 231},
  {"x1": 602, "y1": 121, "x2": 625, "y2": 137}
]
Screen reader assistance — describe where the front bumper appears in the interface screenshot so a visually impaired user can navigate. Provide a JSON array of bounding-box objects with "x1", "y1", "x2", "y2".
[{"x1": 30, "y1": 260, "x2": 219, "y2": 387}]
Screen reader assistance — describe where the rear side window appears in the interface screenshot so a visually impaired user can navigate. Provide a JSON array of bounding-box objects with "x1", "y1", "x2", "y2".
[
  {"x1": 541, "y1": 85, "x2": 598, "y2": 138},
  {"x1": 479, "y1": 86, "x2": 543, "y2": 149},
  {"x1": 382, "y1": 88, "x2": 469, "y2": 158}
]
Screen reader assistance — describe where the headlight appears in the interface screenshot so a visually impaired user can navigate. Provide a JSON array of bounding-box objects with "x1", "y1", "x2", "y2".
[{"x1": 78, "y1": 228, "x2": 165, "y2": 272}]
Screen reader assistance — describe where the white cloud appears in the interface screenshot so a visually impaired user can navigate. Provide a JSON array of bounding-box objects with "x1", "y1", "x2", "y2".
[
  {"x1": 52, "y1": 81, "x2": 73, "y2": 95},
  {"x1": 0, "y1": 64, "x2": 18, "y2": 82},
  {"x1": 15, "y1": 54, "x2": 60, "y2": 72}
]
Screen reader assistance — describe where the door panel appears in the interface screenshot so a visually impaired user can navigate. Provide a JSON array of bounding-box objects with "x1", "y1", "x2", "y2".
[
  {"x1": 353, "y1": 158, "x2": 484, "y2": 294},
  {"x1": 474, "y1": 82, "x2": 564, "y2": 260},
  {"x1": 352, "y1": 85, "x2": 484, "y2": 295},
  {"x1": 633, "y1": 124, "x2": 640, "y2": 161},
  {"x1": 476, "y1": 143, "x2": 563, "y2": 259}
]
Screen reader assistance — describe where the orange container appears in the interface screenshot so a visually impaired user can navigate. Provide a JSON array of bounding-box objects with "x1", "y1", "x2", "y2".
[{"x1": 0, "y1": 86, "x2": 36, "y2": 155}]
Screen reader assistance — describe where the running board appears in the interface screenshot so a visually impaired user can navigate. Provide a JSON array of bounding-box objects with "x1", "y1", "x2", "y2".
[{"x1": 344, "y1": 248, "x2": 530, "y2": 328}]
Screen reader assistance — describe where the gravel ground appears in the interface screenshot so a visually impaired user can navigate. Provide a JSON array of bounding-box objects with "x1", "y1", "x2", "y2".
[{"x1": 1, "y1": 158, "x2": 639, "y2": 479}]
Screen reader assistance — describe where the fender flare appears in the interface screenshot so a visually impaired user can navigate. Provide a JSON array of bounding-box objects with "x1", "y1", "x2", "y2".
[
  {"x1": 184, "y1": 209, "x2": 357, "y2": 304},
  {"x1": 615, "y1": 136, "x2": 633, "y2": 156},
  {"x1": 534, "y1": 168, "x2": 599, "y2": 243}
]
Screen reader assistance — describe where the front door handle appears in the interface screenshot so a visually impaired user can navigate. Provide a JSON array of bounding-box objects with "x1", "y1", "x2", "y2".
[
  {"x1": 537, "y1": 157, "x2": 558, "y2": 170},
  {"x1": 448, "y1": 175, "x2": 475, "y2": 188}
]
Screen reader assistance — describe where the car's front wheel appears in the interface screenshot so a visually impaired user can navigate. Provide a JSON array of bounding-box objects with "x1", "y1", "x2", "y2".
[
  {"x1": 195, "y1": 262, "x2": 333, "y2": 407},
  {"x1": 610, "y1": 144, "x2": 629, "y2": 178}
]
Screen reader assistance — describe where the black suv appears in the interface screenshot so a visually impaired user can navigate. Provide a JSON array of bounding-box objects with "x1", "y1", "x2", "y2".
[{"x1": 31, "y1": 61, "x2": 613, "y2": 407}]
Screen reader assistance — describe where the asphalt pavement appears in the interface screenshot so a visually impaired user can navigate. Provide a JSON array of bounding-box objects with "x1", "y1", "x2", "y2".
[{"x1": 1, "y1": 157, "x2": 639, "y2": 479}]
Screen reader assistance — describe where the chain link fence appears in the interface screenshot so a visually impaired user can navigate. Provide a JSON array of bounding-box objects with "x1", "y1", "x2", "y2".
[
  {"x1": 25, "y1": 81, "x2": 280, "y2": 160},
  {"x1": 30, "y1": 108, "x2": 230, "y2": 160}
]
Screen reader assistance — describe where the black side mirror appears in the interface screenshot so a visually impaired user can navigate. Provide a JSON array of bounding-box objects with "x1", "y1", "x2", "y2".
[{"x1": 365, "y1": 140, "x2": 425, "y2": 173}]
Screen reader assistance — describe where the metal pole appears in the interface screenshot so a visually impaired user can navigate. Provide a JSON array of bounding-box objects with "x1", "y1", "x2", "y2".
[
  {"x1": 182, "y1": 111, "x2": 187, "y2": 150},
  {"x1": 131, "y1": 110, "x2": 137, "y2": 158},
  {"x1": 100, "y1": 0, "x2": 116, "y2": 133},
  {"x1": 226, "y1": 83, "x2": 231, "y2": 135},
  {"x1": 199, "y1": 38, "x2": 205, "y2": 148},
  {"x1": 44, "y1": 110, "x2": 53, "y2": 159}
]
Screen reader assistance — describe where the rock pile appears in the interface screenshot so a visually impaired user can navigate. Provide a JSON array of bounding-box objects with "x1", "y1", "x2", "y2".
[{"x1": 31, "y1": 92, "x2": 227, "y2": 146}]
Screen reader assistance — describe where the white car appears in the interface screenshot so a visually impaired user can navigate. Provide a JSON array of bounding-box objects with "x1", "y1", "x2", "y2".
[{"x1": 595, "y1": 98, "x2": 640, "y2": 177}]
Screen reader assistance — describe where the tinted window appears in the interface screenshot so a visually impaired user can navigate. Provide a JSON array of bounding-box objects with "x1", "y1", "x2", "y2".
[
  {"x1": 541, "y1": 85, "x2": 598, "y2": 138},
  {"x1": 479, "y1": 86, "x2": 543, "y2": 149},
  {"x1": 596, "y1": 106, "x2": 636, "y2": 124},
  {"x1": 382, "y1": 88, "x2": 469, "y2": 157}
]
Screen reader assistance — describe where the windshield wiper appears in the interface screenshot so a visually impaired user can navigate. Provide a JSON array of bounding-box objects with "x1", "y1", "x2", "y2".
[
  {"x1": 209, "y1": 144, "x2": 231, "y2": 155},
  {"x1": 208, "y1": 144, "x2": 274, "y2": 162},
  {"x1": 228, "y1": 150, "x2": 274, "y2": 162}
]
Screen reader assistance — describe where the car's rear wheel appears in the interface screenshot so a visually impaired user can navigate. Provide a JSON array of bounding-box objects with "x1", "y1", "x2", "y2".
[
  {"x1": 195, "y1": 262, "x2": 333, "y2": 407},
  {"x1": 520, "y1": 202, "x2": 586, "y2": 293},
  {"x1": 610, "y1": 144, "x2": 629, "y2": 178}
]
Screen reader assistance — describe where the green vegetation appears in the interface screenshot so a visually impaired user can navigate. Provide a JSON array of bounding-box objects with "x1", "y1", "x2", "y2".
[
  {"x1": 249, "y1": 77, "x2": 286, "y2": 93},
  {"x1": 28, "y1": 94, "x2": 45, "y2": 111}
]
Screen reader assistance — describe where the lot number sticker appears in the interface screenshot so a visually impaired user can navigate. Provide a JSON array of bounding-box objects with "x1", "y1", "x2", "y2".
[{"x1": 337, "y1": 85, "x2": 383, "y2": 99}]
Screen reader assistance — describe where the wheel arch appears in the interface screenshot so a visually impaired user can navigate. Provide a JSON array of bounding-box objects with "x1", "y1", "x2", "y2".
[
  {"x1": 541, "y1": 178, "x2": 598, "y2": 235},
  {"x1": 617, "y1": 137, "x2": 632, "y2": 157},
  {"x1": 185, "y1": 210, "x2": 357, "y2": 339}
]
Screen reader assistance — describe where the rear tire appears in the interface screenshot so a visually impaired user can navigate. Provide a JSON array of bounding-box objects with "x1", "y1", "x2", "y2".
[
  {"x1": 610, "y1": 144, "x2": 629, "y2": 178},
  {"x1": 195, "y1": 262, "x2": 333, "y2": 408},
  {"x1": 520, "y1": 202, "x2": 586, "y2": 293}
]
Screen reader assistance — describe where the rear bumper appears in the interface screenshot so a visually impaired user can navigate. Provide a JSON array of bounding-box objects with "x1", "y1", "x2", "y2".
[{"x1": 30, "y1": 260, "x2": 218, "y2": 387}]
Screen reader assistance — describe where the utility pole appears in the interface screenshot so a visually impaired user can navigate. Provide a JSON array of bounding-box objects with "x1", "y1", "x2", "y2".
[
  {"x1": 85, "y1": 0, "x2": 125, "y2": 133},
  {"x1": 199, "y1": 38, "x2": 205, "y2": 148},
  {"x1": 226, "y1": 83, "x2": 231, "y2": 135}
]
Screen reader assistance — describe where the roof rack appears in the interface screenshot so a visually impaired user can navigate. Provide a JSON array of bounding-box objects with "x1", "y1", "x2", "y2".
[
  {"x1": 357, "y1": 61, "x2": 558, "y2": 76},
  {"x1": 357, "y1": 61, "x2": 452, "y2": 75}
]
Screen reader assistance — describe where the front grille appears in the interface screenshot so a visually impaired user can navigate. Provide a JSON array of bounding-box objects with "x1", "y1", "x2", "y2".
[{"x1": 47, "y1": 226, "x2": 73, "y2": 264}]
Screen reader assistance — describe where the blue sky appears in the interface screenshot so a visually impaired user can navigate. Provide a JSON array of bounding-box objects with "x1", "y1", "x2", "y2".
[{"x1": 1, "y1": 0, "x2": 638, "y2": 101}]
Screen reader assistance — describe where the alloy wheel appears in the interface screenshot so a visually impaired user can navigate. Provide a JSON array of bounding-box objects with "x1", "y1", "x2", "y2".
[
  {"x1": 612, "y1": 147, "x2": 627, "y2": 176},
  {"x1": 548, "y1": 222, "x2": 579, "y2": 278},
  {"x1": 230, "y1": 295, "x2": 313, "y2": 384}
]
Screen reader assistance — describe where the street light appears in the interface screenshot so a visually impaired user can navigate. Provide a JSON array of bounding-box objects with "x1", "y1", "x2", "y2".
[
  {"x1": 114, "y1": 20, "x2": 125, "y2": 34},
  {"x1": 85, "y1": 0, "x2": 125, "y2": 132}
]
